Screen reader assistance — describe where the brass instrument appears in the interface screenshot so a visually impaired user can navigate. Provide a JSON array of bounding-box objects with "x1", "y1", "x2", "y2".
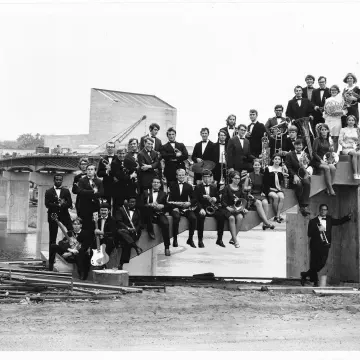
[
  {"x1": 343, "y1": 89, "x2": 360, "y2": 108},
  {"x1": 323, "y1": 139, "x2": 339, "y2": 165},
  {"x1": 219, "y1": 151, "x2": 227, "y2": 187},
  {"x1": 122, "y1": 204, "x2": 138, "y2": 236},
  {"x1": 206, "y1": 203, "x2": 220, "y2": 216},
  {"x1": 297, "y1": 147, "x2": 311, "y2": 180},
  {"x1": 233, "y1": 194, "x2": 247, "y2": 215},
  {"x1": 269, "y1": 121, "x2": 289, "y2": 155},
  {"x1": 317, "y1": 223, "x2": 330, "y2": 246},
  {"x1": 293, "y1": 117, "x2": 313, "y2": 158},
  {"x1": 260, "y1": 132, "x2": 270, "y2": 170},
  {"x1": 282, "y1": 162, "x2": 290, "y2": 188},
  {"x1": 167, "y1": 201, "x2": 197, "y2": 213}
]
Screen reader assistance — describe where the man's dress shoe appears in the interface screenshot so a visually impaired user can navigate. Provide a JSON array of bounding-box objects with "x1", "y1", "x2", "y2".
[{"x1": 186, "y1": 239, "x2": 196, "y2": 248}]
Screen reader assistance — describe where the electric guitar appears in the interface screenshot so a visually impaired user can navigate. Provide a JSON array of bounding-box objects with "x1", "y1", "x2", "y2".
[{"x1": 90, "y1": 213, "x2": 110, "y2": 267}]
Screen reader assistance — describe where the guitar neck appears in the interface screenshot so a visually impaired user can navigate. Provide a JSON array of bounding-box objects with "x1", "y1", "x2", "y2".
[
  {"x1": 94, "y1": 218, "x2": 101, "y2": 251},
  {"x1": 54, "y1": 219, "x2": 71, "y2": 242}
]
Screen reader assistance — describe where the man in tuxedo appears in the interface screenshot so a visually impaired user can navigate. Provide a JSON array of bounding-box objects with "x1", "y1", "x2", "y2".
[
  {"x1": 227, "y1": 124, "x2": 255, "y2": 174},
  {"x1": 213, "y1": 130, "x2": 227, "y2": 189},
  {"x1": 45, "y1": 174, "x2": 73, "y2": 257},
  {"x1": 285, "y1": 139, "x2": 312, "y2": 217},
  {"x1": 168, "y1": 168, "x2": 197, "y2": 248},
  {"x1": 72, "y1": 157, "x2": 89, "y2": 214},
  {"x1": 124, "y1": 138, "x2": 140, "y2": 197},
  {"x1": 286, "y1": 85, "x2": 315, "y2": 143},
  {"x1": 301, "y1": 204, "x2": 352, "y2": 287},
  {"x1": 115, "y1": 197, "x2": 143, "y2": 270},
  {"x1": 92, "y1": 203, "x2": 118, "y2": 264},
  {"x1": 311, "y1": 76, "x2": 331, "y2": 132},
  {"x1": 140, "y1": 123, "x2": 162, "y2": 152},
  {"x1": 282, "y1": 125, "x2": 304, "y2": 153},
  {"x1": 137, "y1": 137, "x2": 160, "y2": 191},
  {"x1": 97, "y1": 141, "x2": 116, "y2": 207},
  {"x1": 160, "y1": 127, "x2": 189, "y2": 184},
  {"x1": 219, "y1": 114, "x2": 237, "y2": 145},
  {"x1": 77, "y1": 164, "x2": 104, "y2": 229},
  {"x1": 302, "y1": 74, "x2": 316, "y2": 101},
  {"x1": 141, "y1": 177, "x2": 171, "y2": 256},
  {"x1": 246, "y1": 109, "x2": 267, "y2": 158},
  {"x1": 265, "y1": 105, "x2": 290, "y2": 136},
  {"x1": 191, "y1": 127, "x2": 215, "y2": 184},
  {"x1": 194, "y1": 170, "x2": 226, "y2": 248}
]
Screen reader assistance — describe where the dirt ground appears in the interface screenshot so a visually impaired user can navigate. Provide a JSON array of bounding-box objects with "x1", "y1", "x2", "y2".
[{"x1": 1, "y1": 286, "x2": 360, "y2": 351}]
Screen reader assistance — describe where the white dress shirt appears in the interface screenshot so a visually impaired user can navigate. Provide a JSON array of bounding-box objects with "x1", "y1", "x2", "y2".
[
  {"x1": 54, "y1": 186, "x2": 61, "y2": 198},
  {"x1": 170, "y1": 142, "x2": 176, "y2": 149},
  {"x1": 238, "y1": 136, "x2": 244, "y2": 147},
  {"x1": 320, "y1": 89, "x2": 325, "y2": 101},
  {"x1": 178, "y1": 182, "x2": 184, "y2": 195},
  {"x1": 219, "y1": 144, "x2": 226, "y2": 163},
  {"x1": 248, "y1": 121, "x2": 257, "y2": 134},
  {"x1": 201, "y1": 140, "x2": 208, "y2": 154},
  {"x1": 228, "y1": 127, "x2": 235, "y2": 138},
  {"x1": 204, "y1": 184, "x2": 210, "y2": 195},
  {"x1": 152, "y1": 190, "x2": 159, "y2": 203},
  {"x1": 297, "y1": 99, "x2": 302, "y2": 107},
  {"x1": 318, "y1": 216, "x2": 327, "y2": 231},
  {"x1": 129, "y1": 210, "x2": 134, "y2": 219},
  {"x1": 108, "y1": 156, "x2": 113, "y2": 165}
]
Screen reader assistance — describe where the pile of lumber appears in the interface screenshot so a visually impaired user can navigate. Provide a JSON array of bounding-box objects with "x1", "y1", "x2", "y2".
[{"x1": 0, "y1": 262, "x2": 153, "y2": 304}]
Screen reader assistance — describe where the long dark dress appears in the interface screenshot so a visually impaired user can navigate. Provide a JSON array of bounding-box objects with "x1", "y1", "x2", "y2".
[{"x1": 310, "y1": 137, "x2": 331, "y2": 168}]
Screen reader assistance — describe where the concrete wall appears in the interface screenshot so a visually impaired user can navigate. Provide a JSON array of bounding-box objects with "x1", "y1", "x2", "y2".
[
  {"x1": 88, "y1": 89, "x2": 177, "y2": 149},
  {"x1": 287, "y1": 185, "x2": 359, "y2": 284}
]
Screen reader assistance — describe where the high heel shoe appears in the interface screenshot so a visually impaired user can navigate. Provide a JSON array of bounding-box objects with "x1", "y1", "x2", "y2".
[
  {"x1": 276, "y1": 216, "x2": 283, "y2": 223},
  {"x1": 234, "y1": 242, "x2": 240, "y2": 248},
  {"x1": 263, "y1": 223, "x2": 275, "y2": 230}
]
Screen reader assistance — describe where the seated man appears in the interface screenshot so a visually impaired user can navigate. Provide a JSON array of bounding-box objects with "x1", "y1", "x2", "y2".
[
  {"x1": 115, "y1": 196, "x2": 143, "y2": 270},
  {"x1": 285, "y1": 139, "x2": 313, "y2": 217},
  {"x1": 168, "y1": 168, "x2": 197, "y2": 248},
  {"x1": 92, "y1": 202, "x2": 118, "y2": 265},
  {"x1": 141, "y1": 177, "x2": 171, "y2": 256},
  {"x1": 49, "y1": 217, "x2": 92, "y2": 280},
  {"x1": 194, "y1": 170, "x2": 226, "y2": 248}
]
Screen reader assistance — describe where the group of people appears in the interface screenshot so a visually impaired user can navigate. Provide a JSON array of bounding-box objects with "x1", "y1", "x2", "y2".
[{"x1": 44, "y1": 72, "x2": 359, "y2": 285}]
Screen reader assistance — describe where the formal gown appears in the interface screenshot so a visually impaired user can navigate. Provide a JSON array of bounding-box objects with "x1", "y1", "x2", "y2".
[{"x1": 338, "y1": 127, "x2": 360, "y2": 154}]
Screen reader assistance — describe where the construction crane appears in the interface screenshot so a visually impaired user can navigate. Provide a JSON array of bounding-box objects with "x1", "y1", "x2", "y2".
[{"x1": 89, "y1": 115, "x2": 147, "y2": 153}]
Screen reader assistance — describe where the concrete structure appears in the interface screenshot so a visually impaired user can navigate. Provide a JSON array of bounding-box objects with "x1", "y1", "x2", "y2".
[{"x1": 44, "y1": 89, "x2": 177, "y2": 152}]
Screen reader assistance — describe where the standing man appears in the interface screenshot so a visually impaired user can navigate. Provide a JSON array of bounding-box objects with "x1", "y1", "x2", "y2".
[
  {"x1": 227, "y1": 124, "x2": 255, "y2": 174},
  {"x1": 168, "y1": 169, "x2": 197, "y2": 248},
  {"x1": 265, "y1": 105, "x2": 289, "y2": 137},
  {"x1": 213, "y1": 130, "x2": 228, "y2": 189},
  {"x1": 160, "y1": 127, "x2": 189, "y2": 185},
  {"x1": 97, "y1": 142, "x2": 116, "y2": 207},
  {"x1": 219, "y1": 114, "x2": 237, "y2": 145},
  {"x1": 137, "y1": 137, "x2": 160, "y2": 191},
  {"x1": 140, "y1": 123, "x2": 162, "y2": 152},
  {"x1": 301, "y1": 204, "x2": 352, "y2": 287},
  {"x1": 246, "y1": 109, "x2": 267, "y2": 158},
  {"x1": 45, "y1": 174, "x2": 74, "y2": 259},
  {"x1": 115, "y1": 197, "x2": 143, "y2": 270},
  {"x1": 194, "y1": 170, "x2": 226, "y2": 248},
  {"x1": 77, "y1": 164, "x2": 104, "y2": 229},
  {"x1": 72, "y1": 157, "x2": 89, "y2": 214},
  {"x1": 285, "y1": 139, "x2": 312, "y2": 217},
  {"x1": 302, "y1": 74, "x2": 316, "y2": 101},
  {"x1": 141, "y1": 177, "x2": 171, "y2": 256},
  {"x1": 191, "y1": 127, "x2": 215, "y2": 184},
  {"x1": 311, "y1": 76, "x2": 331, "y2": 132}
]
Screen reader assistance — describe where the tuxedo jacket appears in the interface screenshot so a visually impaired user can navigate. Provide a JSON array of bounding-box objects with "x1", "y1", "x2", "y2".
[
  {"x1": 115, "y1": 207, "x2": 142, "y2": 235},
  {"x1": 282, "y1": 136, "x2": 304, "y2": 152},
  {"x1": 265, "y1": 117, "x2": 288, "y2": 137},
  {"x1": 191, "y1": 140, "x2": 215, "y2": 163},
  {"x1": 302, "y1": 87, "x2": 315, "y2": 101},
  {"x1": 247, "y1": 121, "x2": 267, "y2": 157},
  {"x1": 91, "y1": 216, "x2": 117, "y2": 248},
  {"x1": 311, "y1": 88, "x2": 331, "y2": 108},
  {"x1": 45, "y1": 187, "x2": 72, "y2": 223},
  {"x1": 308, "y1": 215, "x2": 351, "y2": 247},
  {"x1": 226, "y1": 136, "x2": 254, "y2": 172},
  {"x1": 160, "y1": 142, "x2": 188, "y2": 181},
  {"x1": 77, "y1": 177, "x2": 104, "y2": 219},
  {"x1": 137, "y1": 148, "x2": 160, "y2": 188},
  {"x1": 194, "y1": 183, "x2": 220, "y2": 211},
  {"x1": 286, "y1": 98, "x2": 314, "y2": 121},
  {"x1": 97, "y1": 155, "x2": 116, "y2": 196},
  {"x1": 72, "y1": 229, "x2": 93, "y2": 250},
  {"x1": 140, "y1": 189, "x2": 169, "y2": 217},
  {"x1": 168, "y1": 181, "x2": 196, "y2": 206},
  {"x1": 212, "y1": 142, "x2": 227, "y2": 164},
  {"x1": 72, "y1": 172, "x2": 87, "y2": 195},
  {"x1": 140, "y1": 135, "x2": 162, "y2": 152},
  {"x1": 285, "y1": 150, "x2": 303, "y2": 178},
  {"x1": 219, "y1": 126, "x2": 237, "y2": 146}
]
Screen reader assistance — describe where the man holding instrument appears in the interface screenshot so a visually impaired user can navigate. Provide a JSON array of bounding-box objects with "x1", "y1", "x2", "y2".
[
  {"x1": 45, "y1": 174, "x2": 73, "y2": 258},
  {"x1": 300, "y1": 204, "x2": 352, "y2": 287},
  {"x1": 115, "y1": 197, "x2": 143, "y2": 270}
]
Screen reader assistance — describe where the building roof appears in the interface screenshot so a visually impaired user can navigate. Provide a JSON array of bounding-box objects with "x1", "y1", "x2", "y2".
[{"x1": 93, "y1": 88, "x2": 175, "y2": 109}]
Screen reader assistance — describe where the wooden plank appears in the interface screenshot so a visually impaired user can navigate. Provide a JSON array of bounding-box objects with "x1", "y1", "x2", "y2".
[{"x1": 313, "y1": 289, "x2": 360, "y2": 296}]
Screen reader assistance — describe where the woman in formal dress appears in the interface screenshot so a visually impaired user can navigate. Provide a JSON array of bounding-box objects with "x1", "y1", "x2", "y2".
[
  {"x1": 311, "y1": 123, "x2": 336, "y2": 196},
  {"x1": 342, "y1": 73, "x2": 360, "y2": 122},
  {"x1": 323, "y1": 85, "x2": 347, "y2": 152},
  {"x1": 339, "y1": 115, "x2": 360, "y2": 179},
  {"x1": 263, "y1": 154, "x2": 285, "y2": 223},
  {"x1": 221, "y1": 170, "x2": 248, "y2": 248},
  {"x1": 243, "y1": 159, "x2": 275, "y2": 230}
]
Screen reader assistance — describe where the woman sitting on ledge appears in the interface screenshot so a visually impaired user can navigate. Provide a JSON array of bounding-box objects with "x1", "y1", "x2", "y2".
[
  {"x1": 220, "y1": 170, "x2": 248, "y2": 248},
  {"x1": 339, "y1": 115, "x2": 360, "y2": 179},
  {"x1": 310, "y1": 123, "x2": 336, "y2": 196},
  {"x1": 243, "y1": 158, "x2": 275, "y2": 230},
  {"x1": 263, "y1": 154, "x2": 286, "y2": 223}
]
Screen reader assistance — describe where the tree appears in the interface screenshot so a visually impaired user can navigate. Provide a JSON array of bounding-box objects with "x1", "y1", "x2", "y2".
[{"x1": 16, "y1": 133, "x2": 44, "y2": 149}]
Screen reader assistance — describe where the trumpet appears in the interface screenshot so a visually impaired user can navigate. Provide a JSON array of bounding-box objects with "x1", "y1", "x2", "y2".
[
  {"x1": 317, "y1": 224, "x2": 330, "y2": 246},
  {"x1": 219, "y1": 151, "x2": 227, "y2": 186}
]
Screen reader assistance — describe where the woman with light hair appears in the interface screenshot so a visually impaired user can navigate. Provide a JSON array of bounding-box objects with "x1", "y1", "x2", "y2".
[{"x1": 342, "y1": 73, "x2": 360, "y2": 122}]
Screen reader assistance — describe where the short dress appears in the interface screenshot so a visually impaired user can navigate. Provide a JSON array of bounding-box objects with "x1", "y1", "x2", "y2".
[
  {"x1": 263, "y1": 166, "x2": 284, "y2": 196},
  {"x1": 247, "y1": 172, "x2": 267, "y2": 201},
  {"x1": 220, "y1": 184, "x2": 245, "y2": 218},
  {"x1": 310, "y1": 137, "x2": 331, "y2": 168},
  {"x1": 339, "y1": 127, "x2": 360, "y2": 155}
]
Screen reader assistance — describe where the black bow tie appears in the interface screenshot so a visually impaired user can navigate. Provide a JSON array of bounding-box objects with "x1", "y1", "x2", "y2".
[
  {"x1": 202, "y1": 141, "x2": 207, "y2": 143},
  {"x1": 204, "y1": 185, "x2": 210, "y2": 187},
  {"x1": 219, "y1": 142, "x2": 225, "y2": 145},
  {"x1": 151, "y1": 136, "x2": 156, "y2": 138},
  {"x1": 321, "y1": 217, "x2": 326, "y2": 220},
  {"x1": 169, "y1": 141, "x2": 175, "y2": 144},
  {"x1": 153, "y1": 190, "x2": 159, "y2": 193},
  {"x1": 229, "y1": 127, "x2": 234, "y2": 130},
  {"x1": 178, "y1": 182, "x2": 184, "y2": 185},
  {"x1": 296, "y1": 151, "x2": 302, "y2": 154},
  {"x1": 307, "y1": 86, "x2": 313, "y2": 89},
  {"x1": 296, "y1": 98, "x2": 302, "y2": 100},
  {"x1": 249, "y1": 123, "x2": 255, "y2": 127},
  {"x1": 276, "y1": 116, "x2": 282, "y2": 118},
  {"x1": 55, "y1": 187, "x2": 62, "y2": 190},
  {"x1": 239, "y1": 137, "x2": 245, "y2": 140},
  {"x1": 320, "y1": 89, "x2": 325, "y2": 91}
]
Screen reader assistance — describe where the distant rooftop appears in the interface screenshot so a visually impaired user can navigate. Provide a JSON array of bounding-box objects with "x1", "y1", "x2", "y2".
[{"x1": 93, "y1": 88, "x2": 175, "y2": 109}]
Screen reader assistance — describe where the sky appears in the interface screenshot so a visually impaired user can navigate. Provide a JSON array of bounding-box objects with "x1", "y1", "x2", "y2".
[{"x1": 0, "y1": 0, "x2": 360, "y2": 145}]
